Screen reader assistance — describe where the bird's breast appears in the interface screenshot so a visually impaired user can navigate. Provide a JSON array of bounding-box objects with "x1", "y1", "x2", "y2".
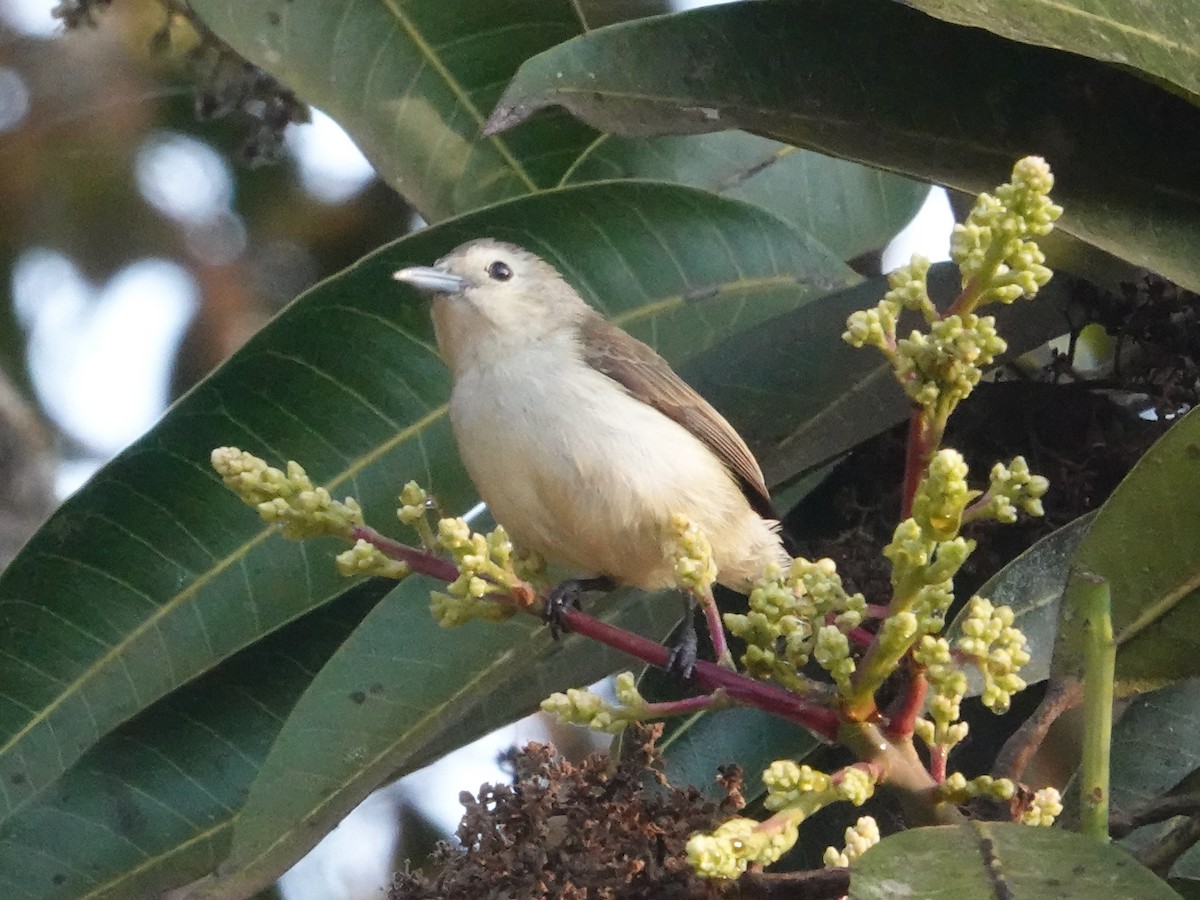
[{"x1": 448, "y1": 343, "x2": 780, "y2": 588}]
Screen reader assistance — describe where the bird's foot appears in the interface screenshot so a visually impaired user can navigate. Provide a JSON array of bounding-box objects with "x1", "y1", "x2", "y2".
[
  {"x1": 543, "y1": 576, "x2": 614, "y2": 639},
  {"x1": 665, "y1": 612, "x2": 700, "y2": 680}
]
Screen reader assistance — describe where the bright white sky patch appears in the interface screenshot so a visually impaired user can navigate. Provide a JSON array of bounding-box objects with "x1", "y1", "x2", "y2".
[
  {"x1": 882, "y1": 187, "x2": 954, "y2": 272},
  {"x1": 286, "y1": 108, "x2": 376, "y2": 204},
  {"x1": 0, "y1": 66, "x2": 30, "y2": 133},
  {"x1": 136, "y1": 131, "x2": 234, "y2": 225},
  {"x1": 13, "y1": 250, "x2": 197, "y2": 457},
  {"x1": 0, "y1": 0, "x2": 58, "y2": 38}
]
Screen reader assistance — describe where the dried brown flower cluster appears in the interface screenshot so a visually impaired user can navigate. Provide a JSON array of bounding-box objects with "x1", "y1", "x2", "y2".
[{"x1": 392, "y1": 725, "x2": 741, "y2": 900}]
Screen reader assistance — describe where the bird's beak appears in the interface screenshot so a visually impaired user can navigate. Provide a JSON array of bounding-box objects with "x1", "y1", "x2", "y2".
[{"x1": 392, "y1": 266, "x2": 468, "y2": 295}]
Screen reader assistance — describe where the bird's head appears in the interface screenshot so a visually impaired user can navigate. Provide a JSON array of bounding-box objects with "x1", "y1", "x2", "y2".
[{"x1": 394, "y1": 239, "x2": 590, "y2": 373}]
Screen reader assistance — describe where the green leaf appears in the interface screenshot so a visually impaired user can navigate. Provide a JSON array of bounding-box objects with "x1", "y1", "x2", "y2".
[
  {"x1": 850, "y1": 822, "x2": 1176, "y2": 899},
  {"x1": 1053, "y1": 406, "x2": 1200, "y2": 695},
  {"x1": 488, "y1": 0, "x2": 1200, "y2": 292},
  {"x1": 186, "y1": 0, "x2": 598, "y2": 221},
  {"x1": 0, "y1": 181, "x2": 852, "y2": 830},
  {"x1": 199, "y1": 581, "x2": 681, "y2": 899},
  {"x1": 680, "y1": 263, "x2": 1083, "y2": 485},
  {"x1": 0, "y1": 578, "x2": 391, "y2": 900},
  {"x1": 905, "y1": 0, "x2": 1200, "y2": 105},
  {"x1": 947, "y1": 513, "x2": 1095, "y2": 693},
  {"x1": 1109, "y1": 680, "x2": 1200, "y2": 817},
  {"x1": 563, "y1": 132, "x2": 929, "y2": 260},
  {"x1": 658, "y1": 705, "x2": 820, "y2": 803}
]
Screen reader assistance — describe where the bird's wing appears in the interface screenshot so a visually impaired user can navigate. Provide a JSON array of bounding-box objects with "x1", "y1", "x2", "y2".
[{"x1": 579, "y1": 315, "x2": 776, "y2": 520}]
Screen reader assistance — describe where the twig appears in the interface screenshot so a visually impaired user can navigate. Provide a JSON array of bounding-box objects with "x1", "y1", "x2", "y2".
[
  {"x1": 1136, "y1": 814, "x2": 1200, "y2": 877},
  {"x1": 355, "y1": 526, "x2": 842, "y2": 741},
  {"x1": 993, "y1": 677, "x2": 1083, "y2": 781},
  {"x1": 1111, "y1": 793, "x2": 1200, "y2": 839}
]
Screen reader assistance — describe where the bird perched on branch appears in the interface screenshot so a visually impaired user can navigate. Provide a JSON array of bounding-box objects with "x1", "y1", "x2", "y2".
[{"x1": 394, "y1": 239, "x2": 788, "y2": 669}]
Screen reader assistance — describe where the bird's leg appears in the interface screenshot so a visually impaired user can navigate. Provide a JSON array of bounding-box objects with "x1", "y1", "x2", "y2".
[
  {"x1": 544, "y1": 575, "x2": 615, "y2": 638},
  {"x1": 696, "y1": 586, "x2": 735, "y2": 670},
  {"x1": 666, "y1": 595, "x2": 700, "y2": 679}
]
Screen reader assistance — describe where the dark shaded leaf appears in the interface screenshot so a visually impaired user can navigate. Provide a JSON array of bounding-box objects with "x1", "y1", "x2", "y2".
[
  {"x1": 906, "y1": 0, "x2": 1200, "y2": 104},
  {"x1": 1053, "y1": 406, "x2": 1200, "y2": 694},
  {"x1": 0, "y1": 578, "x2": 391, "y2": 900},
  {"x1": 489, "y1": 0, "x2": 1200, "y2": 292}
]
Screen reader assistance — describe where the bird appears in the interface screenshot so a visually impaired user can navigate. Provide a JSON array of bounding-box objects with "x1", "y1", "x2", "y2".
[{"x1": 393, "y1": 238, "x2": 789, "y2": 669}]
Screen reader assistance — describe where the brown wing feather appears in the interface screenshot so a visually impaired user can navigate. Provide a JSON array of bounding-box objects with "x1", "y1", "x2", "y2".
[{"x1": 578, "y1": 315, "x2": 776, "y2": 520}]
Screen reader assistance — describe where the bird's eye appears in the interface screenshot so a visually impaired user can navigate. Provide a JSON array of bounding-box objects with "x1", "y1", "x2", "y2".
[{"x1": 487, "y1": 260, "x2": 513, "y2": 281}]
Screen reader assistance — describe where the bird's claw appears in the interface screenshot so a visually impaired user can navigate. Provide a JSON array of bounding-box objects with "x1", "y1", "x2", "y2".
[{"x1": 542, "y1": 576, "x2": 615, "y2": 639}]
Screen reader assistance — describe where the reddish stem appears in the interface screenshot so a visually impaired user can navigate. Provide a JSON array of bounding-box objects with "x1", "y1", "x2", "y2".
[
  {"x1": 929, "y1": 745, "x2": 948, "y2": 784},
  {"x1": 640, "y1": 692, "x2": 724, "y2": 719},
  {"x1": 901, "y1": 411, "x2": 929, "y2": 520},
  {"x1": 353, "y1": 526, "x2": 841, "y2": 741},
  {"x1": 351, "y1": 525, "x2": 459, "y2": 581},
  {"x1": 561, "y1": 606, "x2": 840, "y2": 740},
  {"x1": 884, "y1": 665, "x2": 927, "y2": 741}
]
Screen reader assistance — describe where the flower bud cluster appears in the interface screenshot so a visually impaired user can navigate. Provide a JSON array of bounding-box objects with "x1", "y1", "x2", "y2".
[
  {"x1": 956, "y1": 596, "x2": 1030, "y2": 713},
  {"x1": 1022, "y1": 787, "x2": 1064, "y2": 826},
  {"x1": 937, "y1": 772, "x2": 1016, "y2": 804},
  {"x1": 912, "y1": 635, "x2": 969, "y2": 753},
  {"x1": 724, "y1": 558, "x2": 865, "y2": 692},
  {"x1": 211, "y1": 446, "x2": 362, "y2": 540},
  {"x1": 427, "y1": 518, "x2": 524, "y2": 627},
  {"x1": 335, "y1": 539, "x2": 410, "y2": 580},
  {"x1": 688, "y1": 762, "x2": 877, "y2": 879},
  {"x1": 541, "y1": 672, "x2": 646, "y2": 734},
  {"x1": 822, "y1": 816, "x2": 881, "y2": 868},
  {"x1": 845, "y1": 157, "x2": 1060, "y2": 418},
  {"x1": 950, "y1": 156, "x2": 1062, "y2": 307},
  {"x1": 968, "y1": 456, "x2": 1050, "y2": 524},
  {"x1": 396, "y1": 480, "x2": 439, "y2": 548},
  {"x1": 666, "y1": 512, "x2": 718, "y2": 597}
]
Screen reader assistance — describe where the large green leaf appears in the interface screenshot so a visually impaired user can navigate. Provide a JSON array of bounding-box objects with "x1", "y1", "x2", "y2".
[
  {"x1": 680, "y1": 263, "x2": 1082, "y2": 484},
  {"x1": 906, "y1": 0, "x2": 1200, "y2": 105},
  {"x1": 0, "y1": 181, "x2": 853, "y2": 830},
  {"x1": 0, "y1": 578, "x2": 390, "y2": 900},
  {"x1": 487, "y1": 0, "x2": 1200, "y2": 292},
  {"x1": 851, "y1": 822, "x2": 1175, "y2": 899},
  {"x1": 187, "y1": 0, "x2": 597, "y2": 221},
  {"x1": 563, "y1": 132, "x2": 929, "y2": 260},
  {"x1": 1053, "y1": 406, "x2": 1200, "y2": 695}
]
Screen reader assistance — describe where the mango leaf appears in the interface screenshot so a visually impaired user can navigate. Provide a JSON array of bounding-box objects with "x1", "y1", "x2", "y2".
[
  {"x1": 0, "y1": 180, "x2": 853, "y2": 831},
  {"x1": 563, "y1": 132, "x2": 929, "y2": 260},
  {"x1": 947, "y1": 513, "x2": 1095, "y2": 694},
  {"x1": 1053, "y1": 405, "x2": 1200, "y2": 695},
  {"x1": 200, "y1": 580, "x2": 681, "y2": 899},
  {"x1": 487, "y1": 0, "x2": 1200, "y2": 293},
  {"x1": 186, "y1": 0, "x2": 597, "y2": 221},
  {"x1": 1109, "y1": 680, "x2": 1200, "y2": 818},
  {"x1": 905, "y1": 0, "x2": 1200, "y2": 105},
  {"x1": 0, "y1": 577, "x2": 391, "y2": 900},
  {"x1": 680, "y1": 264, "x2": 1083, "y2": 484},
  {"x1": 851, "y1": 822, "x2": 1176, "y2": 899}
]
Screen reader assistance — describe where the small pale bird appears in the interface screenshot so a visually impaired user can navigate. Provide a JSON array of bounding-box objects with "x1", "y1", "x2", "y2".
[{"x1": 394, "y1": 239, "x2": 788, "y2": 665}]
